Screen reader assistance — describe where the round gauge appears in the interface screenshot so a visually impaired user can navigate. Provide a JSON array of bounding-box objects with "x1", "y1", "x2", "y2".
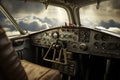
[
  {"x1": 101, "y1": 35, "x2": 109, "y2": 41},
  {"x1": 94, "y1": 34, "x2": 101, "y2": 40},
  {"x1": 80, "y1": 31, "x2": 85, "y2": 35},
  {"x1": 44, "y1": 32, "x2": 49, "y2": 36},
  {"x1": 52, "y1": 32, "x2": 59, "y2": 39},
  {"x1": 79, "y1": 43, "x2": 87, "y2": 51},
  {"x1": 94, "y1": 42, "x2": 100, "y2": 49},
  {"x1": 60, "y1": 34, "x2": 64, "y2": 38},
  {"x1": 101, "y1": 43, "x2": 107, "y2": 49}
]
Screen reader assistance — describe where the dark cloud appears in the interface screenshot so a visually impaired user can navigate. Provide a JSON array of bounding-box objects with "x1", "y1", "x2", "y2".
[
  {"x1": 99, "y1": 19, "x2": 120, "y2": 29},
  {"x1": 19, "y1": 20, "x2": 48, "y2": 31},
  {"x1": 0, "y1": 12, "x2": 6, "y2": 25},
  {"x1": 19, "y1": 15, "x2": 62, "y2": 31},
  {"x1": 0, "y1": 13, "x2": 14, "y2": 31},
  {"x1": 0, "y1": 0, "x2": 51, "y2": 32},
  {"x1": 0, "y1": 13, "x2": 6, "y2": 19},
  {"x1": 17, "y1": 16, "x2": 62, "y2": 31},
  {"x1": 0, "y1": 15, "x2": 50, "y2": 32},
  {"x1": 2, "y1": 0, "x2": 45, "y2": 14},
  {"x1": 33, "y1": 16, "x2": 59, "y2": 26},
  {"x1": 2, "y1": 24, "x2": 16, "y2": 31}
]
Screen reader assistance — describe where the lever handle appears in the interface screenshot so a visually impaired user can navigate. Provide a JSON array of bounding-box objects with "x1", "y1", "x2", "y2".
[{"x1": 43, "y1": 43, "x2": 67, "y2": 65}]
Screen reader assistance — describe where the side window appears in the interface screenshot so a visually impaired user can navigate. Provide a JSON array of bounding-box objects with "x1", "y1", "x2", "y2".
[
  {"x1": 0, "y1": 12, "x2": 20, "y2": 36},
  {"x1": 2, "y1": 0, "x2": 69, "y2": 32},
  {"x1": 79, "y1": 1, "x2": 120, "y2": 34}
]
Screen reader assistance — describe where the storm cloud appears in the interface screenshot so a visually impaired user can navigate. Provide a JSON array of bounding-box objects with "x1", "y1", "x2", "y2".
[
  {"x1": 18, "y1": 16, "x2": 50, "y2": 31},
  {"x1": 1, "y1": 0, "x2": 120, "y2": 35},
  {"x1": 2, "y1": 0, "x2": 45, "y2": 14},
  {"x1": 99, "y1": 20, "x2": 120, "y2": 29},
  {"x1": 81, "y1": 0, "x2": 120, "y2": 26},
  {"x1": 80, "y1": 0, "x2": 120, "y2": 34},
  {"x1": 0, "y1": 0, "x2": 65, "y2": 33}
]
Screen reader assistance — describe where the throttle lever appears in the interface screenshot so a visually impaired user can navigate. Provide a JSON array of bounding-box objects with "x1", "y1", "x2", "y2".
[{"x1": 43, "y1": 42, "x2": 67, "y2": 65}]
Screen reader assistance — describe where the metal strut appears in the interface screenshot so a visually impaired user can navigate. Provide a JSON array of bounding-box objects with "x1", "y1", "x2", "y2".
[
  {"x1": 0, "y1": 3, "x2": 25, "y2": 35},
  {"x1": 43, "y1": 43, "x2": 67, "y2": 65}
]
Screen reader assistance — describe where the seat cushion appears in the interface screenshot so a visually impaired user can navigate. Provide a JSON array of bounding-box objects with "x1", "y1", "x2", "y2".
[{"x1": 21, "y1": 60, "x2": 61, "y2": 80}]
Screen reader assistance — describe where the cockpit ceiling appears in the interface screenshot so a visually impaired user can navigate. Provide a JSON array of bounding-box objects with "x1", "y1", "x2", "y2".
[{"x1": 19, "y1": 0, "x2": 110, "y2": 7}]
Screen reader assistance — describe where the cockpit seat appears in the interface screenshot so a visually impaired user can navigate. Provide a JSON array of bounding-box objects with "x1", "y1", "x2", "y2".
[
  {"x1": 0, "y1": 26, "x2": 60, "y2": 80},
  {"x1": 21, "y1": 60, "x2": 61, "y2": 80}
]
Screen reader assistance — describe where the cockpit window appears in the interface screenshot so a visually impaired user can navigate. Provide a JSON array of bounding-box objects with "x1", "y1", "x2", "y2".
[
  {"x1": 80, "y1": 1, "x2": 120, "y2": 35},
  {"x1": 1, "y1": 0, "x2": 69, "y2": 35},
  {"x1": 0, "y1": 12, "x2": 20, "y2": 36}
]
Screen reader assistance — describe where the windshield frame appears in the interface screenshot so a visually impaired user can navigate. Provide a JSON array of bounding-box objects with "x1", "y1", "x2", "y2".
[{"x1": 0, "y1": 1, "x2": 71, "y2": 36}]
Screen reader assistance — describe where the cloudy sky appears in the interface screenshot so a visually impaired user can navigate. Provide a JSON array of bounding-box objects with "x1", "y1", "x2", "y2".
[
  {"x1": 0, "y1": 0, "x2": 120, "y2": 36},
  {"x1": 0, "y1": 0, "x2": 69, "y2": 36},
  {"x1": 80, "y1": 0, "x2": 120, "y2": 34}
]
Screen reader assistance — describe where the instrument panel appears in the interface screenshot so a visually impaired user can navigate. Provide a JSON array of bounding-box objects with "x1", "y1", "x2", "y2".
[
  {"x1": 31, "y1": 29, "x2": 58, "y2": 47},
  {"x1": 30, "y1": 26, "x2": 120, "y2": 58},
  {"x1": 31, "y1": 27, "x2": 79, "y2": 47},
  {"x1": 91, "y1": 31, "x2": 120, "y2": 57}
]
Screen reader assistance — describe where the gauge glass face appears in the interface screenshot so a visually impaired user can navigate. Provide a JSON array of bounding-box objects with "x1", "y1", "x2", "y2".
[
  {"x1": 60, "y1": 34, "x2": 64, "y2": 38},
  {"x1": 94, "y1": 34, "x2": 101, "y2": 40},
  {"x1": 52, "y1": 32, "x2": 59, "y2": 39},
  {"x1": 101, "y1": 35, "x2": 109, "y2": 41}
]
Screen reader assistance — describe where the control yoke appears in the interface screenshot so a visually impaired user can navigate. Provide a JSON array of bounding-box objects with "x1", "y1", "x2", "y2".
[{"x1": 43, "y1": 41, "x2": 67, "y2": 65}]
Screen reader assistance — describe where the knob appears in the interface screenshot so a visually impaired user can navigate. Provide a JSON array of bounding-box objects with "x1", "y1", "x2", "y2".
[
  {"x1": 73, "y1": 44, "x2": 77, "y2": 49},
  {"x1": 52, "y1": 32, "x2": 59, "y2": 39},
  {"x1": 79, "y1": 43, "x2": 87, "y2": 51}
]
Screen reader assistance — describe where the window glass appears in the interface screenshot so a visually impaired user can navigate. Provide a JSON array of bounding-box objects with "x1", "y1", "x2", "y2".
[
  {"x1": 2, "y1": 0, "x2": 69, "y2": 33},
  {"x1": 0, "y1": 12, "x2": 20, "y2": 36},
  {"x1": 80, "y1": 1, "x2": 120, "y2": 34}
]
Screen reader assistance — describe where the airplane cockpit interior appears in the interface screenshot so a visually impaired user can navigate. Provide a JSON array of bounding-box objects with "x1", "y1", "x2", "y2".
[{"x1": 0, "y1": 0, "x2": 120, "y2": 80}]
